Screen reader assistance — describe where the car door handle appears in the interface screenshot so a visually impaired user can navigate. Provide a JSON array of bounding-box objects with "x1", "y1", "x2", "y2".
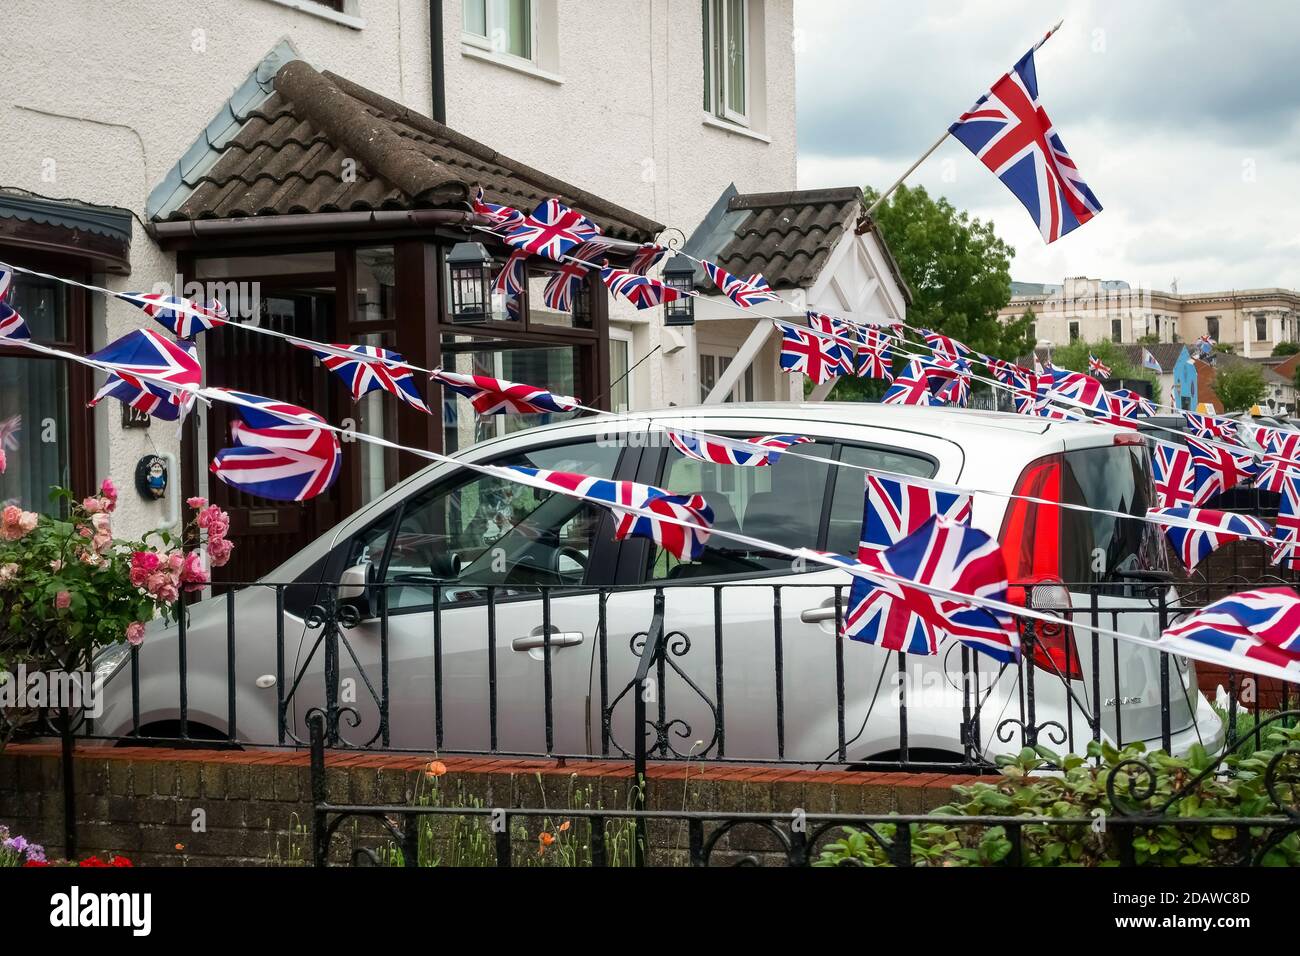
[
  {"x1": 800, "y1": 598, "x2": 843, "y2": 625},
  {"x1": 511, "y1": 630, "x2": 585, "y2": 652}
]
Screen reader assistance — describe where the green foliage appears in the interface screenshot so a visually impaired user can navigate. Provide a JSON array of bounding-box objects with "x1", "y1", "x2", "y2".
[
  {"x1": 1272, "y1": 341, "x2": 1300, "y2": 357},
  {"x1": 1047, "y1": 339, "x2": 1161, "y2": 402},
  {"x1": 1214, "y1": 342, "x2": 1235, "y2": 354},
  {"x1": 815, "y1": 724, "x2": 1300, "y2": 867},
  {"x1": 1214, "y1": 363, "x2": 1268, "y2": 411},
  {"x1": 861, "y1": 184, "x2": 1028, "y2": 361},
  {"x1": 1136, "y1": 333, "x2": 1160, "y2": 345}
]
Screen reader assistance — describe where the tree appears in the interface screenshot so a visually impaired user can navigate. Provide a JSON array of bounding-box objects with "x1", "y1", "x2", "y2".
[
  {"x1": 1213, "y1": 363, "x2": 1267, "y2": 411},
  {"x1": 1273, "y1": 341, "x2": 1300, "y2": 357},
  {"x1": 1049, "y1": 339, "x2": 1161, "y2": 402}
]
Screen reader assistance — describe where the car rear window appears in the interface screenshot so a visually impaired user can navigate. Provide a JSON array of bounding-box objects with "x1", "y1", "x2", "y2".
[{"x1": 1059, "y1": 444, "x2": 1163, "y2": 583}]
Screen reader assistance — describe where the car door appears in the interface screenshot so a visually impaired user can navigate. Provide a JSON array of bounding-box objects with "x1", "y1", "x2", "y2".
[
  {"x1": 595, "y1": 416, "x2": 968, "y2": 765},
  {"x1": 290, "y1": 431, "x2": 639, "y2": 755}
]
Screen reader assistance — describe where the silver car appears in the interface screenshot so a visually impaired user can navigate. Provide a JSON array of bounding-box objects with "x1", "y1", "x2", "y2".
[{"x1": 94, "y1": 403, "x2": 1224, "y2": 764}]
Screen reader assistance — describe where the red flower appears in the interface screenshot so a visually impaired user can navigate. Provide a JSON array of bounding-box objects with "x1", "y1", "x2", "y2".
[
  {"x1": 109, "y1": 855, "x2": 133, "y2": 867},
  {"x1": 22, "y1": 860, "x2": 49, "y2": 867},
  {"x1": 78, "y1": 855, "x2": 108, "y2": 867}
]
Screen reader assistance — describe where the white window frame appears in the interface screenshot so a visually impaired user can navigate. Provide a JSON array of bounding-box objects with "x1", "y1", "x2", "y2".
[
  {"x1": 703, "y1": 0, "x2": 750, "y2": 127},
  {"x1": 609, "y1": 327, "x2": 635, "y2": 413},
  {"x1": 699, "y1": 344, "x2": 753, "y2": 403},
  {"x1": 462, "y1": 0, "x2": 537, "y2": 64}
]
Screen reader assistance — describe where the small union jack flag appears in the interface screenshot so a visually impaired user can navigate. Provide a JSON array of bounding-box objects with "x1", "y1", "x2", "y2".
[
  {"x1": 507, "y1": 466, "x2": 713, "y2": 561},
  {"x1": 860, "y1": 475, "x2": 972, "y2": 554},
  {"x1": 1096, "y1": 391, "x2": 1141, "y2": 429},
  {"x1": 87, "y1": 329, "x2": 201, "y2": 422},
  {"x1": 0, "y1": 263, "x2": 12, "y2": 302},
  {"x1": 503, "y1": 199, "x2": 600, "y2": 262},
  {"x1": 1271, "y1": 475, "x2": 1300, "y2": 568},
  {"x1": 923, "y1": 358, "x2": 972, "y2": 407},
  {"x1": 857, "y1": 334, "x2": 894, "y2": 382},
  {"x1": 1159, "y1": 588, "x2": 1300, "y2": 682},
  {"x1": 1256, "y1": 450, "x2": 1300, "y2": 494},
  {"x1": 1152, "y1": 443, "x2": 1201, "y2": 508},
  {"x1": 778, "y1": 322, "x2": 848, "y2": 385},
  {"x1": 1187, "y1": 436, "x2": 1259, "y2": 501},
  {"x1": 921, "y1": 329, "x2": 972, "y2": 361},
  {"x1": 0, "y1": 302, "x2": 30, "y2": 342},
  {"x1": 600, "y1": 268, "x2": 680, "y2": 310},
  {"x1": 842, "y1": 516, "x2": 1019, "y2": 663},
  {"x1": 948, "y1": 43, "x2": 1102, "y2": 243},
  {"x1": 306, "y1": 343, "x2": 430, "y2": 414},
  {"x1": 209, "y1": 389, "x2": 341, "y2": 501},
  {"x1": 627, "y1": 243, "x2": 669, "y2": 275},
  {"x1": 492, "y1": 250, "x2": 529, "y2": 297},
  {"x1": 125, "y1": 293, "x2": 228, "y2": 339},
  {"x1": 667, "y1": 431, "x2": 811, "y2": 467},
  {"x1": 1183, "y1": 411, "x2": 1240, "y2": 444},
  {"x1": 882, "y1": 360, "x2": 946, "y2": 406},
  {"x1": 472, "y1": 185, "x2": 526, "y2": 232},
  {"x1": 430, "y1": 367, "x2": 580, "y2": 416},
  {"x1": 1087, "y1": 353, "x2": 1111, "y2": 379},
  {"x1": 1150, "y1": 506, "x2": 1272, "y2": 570},
  {"x1": 991, "y1": 360, "x2": 1035, "y2": 412},
  {"x1": 542, "y1": 260, "x2": 589, "y2": 312},
  {"x1": 1036, "y1": 368, "x2": 1107, "y2": 413},
  {"x1": 701, "y1": 260, "x2": 781, "y2": 308},
  {"x1": 806, "y1": 313, "x2": 859, "y2": 376},
  {"x1": 1254, "y1": 424, "x2": 1300, "y2": 458},
  {"x1": 1109, "y1": 388, "x2": 1157, "y2": 416}
]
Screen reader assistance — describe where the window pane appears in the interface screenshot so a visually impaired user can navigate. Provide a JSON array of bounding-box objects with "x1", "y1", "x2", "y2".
[
  {"x1": 463, "y1": 0, "x2": 487, "y2": 35},
  {"x1": 701, "y1": 0, "x2": 712, "y2": 110},
  {"x1": 355, "y1": 247, "x2": 396, "y2": 324},
  {"x1": 610, "y1": 339, "x2": 630, "y2": 411},
  {"x1": 824, "y1": 445, "x2": 937, "y2": 558},
  {"x1": 648, "y1": 439, "x2": 833, "y2": 580},
  {"x1": 8, "y1": 273, "x2": 69, "y2": 342},
  {"x1": 382, "y1": 439, "x2": 621, "y2": 607},
  {"x1": 0, "y1": 356, "x2": 69, "y2": 513},
  {"x1": 499, "y1": 0, "x2": 531, "y2": 58},
  {"x1": 351, "y1": 331, "x2": 400, "y2": 505},
  {"x1": 725, "y1": 0, "x2": 746, "y2": 116}
]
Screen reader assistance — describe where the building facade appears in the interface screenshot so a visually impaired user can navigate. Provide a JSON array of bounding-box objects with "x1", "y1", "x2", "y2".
[{"x1": 0, "y1": 0, "x2": 799, "y2": 579}]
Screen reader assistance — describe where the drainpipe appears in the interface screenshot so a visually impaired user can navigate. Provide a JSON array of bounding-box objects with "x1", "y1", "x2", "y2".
[{"x1": 430, "y1": 0, "x2": 447, "y2": 123}]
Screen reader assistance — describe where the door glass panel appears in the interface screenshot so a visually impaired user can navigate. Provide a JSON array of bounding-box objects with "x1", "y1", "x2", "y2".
[
  {"x1": 381, "y1": 439, "x2": 620, "y2": 608},
  {"x1": 824, "y1": 445, "x2": 938, "y2": 558},
  {"x1": 0, "y1": 356, "x2": 68, "y2": 513},
  {"x1": 648, "y1": 438, "x2": 834, "y2": 580},
  {"x1": 352, "y1": 330, "x2": 400, "y2": 504}
]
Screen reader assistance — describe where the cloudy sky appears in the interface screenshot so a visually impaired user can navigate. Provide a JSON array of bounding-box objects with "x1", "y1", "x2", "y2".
[{"x1": 795, "y1": 1, "x2": 1300, "y2": 293}]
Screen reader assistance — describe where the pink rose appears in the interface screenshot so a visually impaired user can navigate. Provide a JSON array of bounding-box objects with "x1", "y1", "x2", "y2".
[
  {"x1": 180, "y1": 551, "x2": 207, "y2": 583},
  {"x1": 91, "y1": 512, "x2": 111, "y2": 533},
  {"x1": 92, "y1": 532, "x2": 113, "y2": 554},
  {"x1": 2, "y1": 505, "x2": 19, "y2": 525},
  {"x1": 100, "y1": 478, "x2": 118, "y2": 505},
  {"x1": 0, "y1": 448, "x2": 6, "y2": 474},
  {"x1": 167, "y1": 551, "x2": 185, "y2": 572},
  {"x1": 131, "y1": 551, "x2": 161, "y2": 574},
  {"x1": 54, "y1": 591, "x2": 71, "y2": 610},
  {"x1": 125, "y1": 621, "x2": 146, "y2": 646},
  {"x1": 187, "y1": 497, "x2": 207, "y2": 509},
  {"x1": 19, "y1": 512, "x2": 37, "y2": 534},
  {"x1": 82, "y1": 496, "x2": 103, "y2": 514},
  {"x1": 207, "y1": 536, "x2": 234, "y2": 568},
  {"x1": 49, "y1": 559, "x2": 64, "y2": 572}
]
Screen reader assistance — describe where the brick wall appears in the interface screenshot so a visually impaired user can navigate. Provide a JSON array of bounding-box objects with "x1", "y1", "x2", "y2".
[{"x1": 0, "y1": 743, "x2": 980, "y2": 866}]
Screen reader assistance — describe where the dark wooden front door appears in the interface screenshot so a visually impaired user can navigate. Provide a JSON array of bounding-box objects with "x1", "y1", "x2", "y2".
[{"x1": 201, "y1": 291, "x2": 345, "y2": 585}]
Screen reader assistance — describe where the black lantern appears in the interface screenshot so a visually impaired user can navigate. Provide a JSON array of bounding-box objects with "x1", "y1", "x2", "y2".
[
  {"x1": 447, "y1": 241, "x2": 492, "y2": 323},
  {"x1": 662, "y1": 253, "x2": 695, "y2": 326}
]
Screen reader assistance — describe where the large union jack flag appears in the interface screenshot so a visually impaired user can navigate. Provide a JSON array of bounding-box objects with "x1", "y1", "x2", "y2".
[
  {"x1": 1182, "y1": 411, "x2": 1241, "y2": 444},
  {"x1": 1159, "y1": 588, "x2": 1300, "y2": 682},
  {"x1": 125, "y1": 292, "x2": 228, "y2": 339},
  {"x1": 0, "y1": 302, "x2": 30, "y2": 342},
  {"x1": 860, "y1": 475, "x2": 972, "y2": 554},
  {"x1": 600, "y1": 268, "x2": 681, "y2": 310},
  {"x1": 1187, "y1": 436, "x2": 1259, "y2": 501},
  {"x1": 305, "y1": 343, "x2": 430, "y2": 414},
  {"x1": 701, "y1": 260, "x2": 781, "y2": 308},
  {"x1": 472, "y1": 185, "x2": 526, "y2": 232},
  {"x1": 778, "y1": 322, "x2": 849, "y2": 385},
  {"x1": 842, "y1": 516, "x2": 1019, "y2": 663},
  {"x1": 1150, "y1": 506, "x2": 1272, "y2": 570},
  {"x1": 948, "y1": 44, "x2": 1102, "y2": 243},
  {"x1": 209, "y1": 389, "x2": 341, "y2": 501},
  {"x1": 88, "y1": 329, "x2": 201, "y2": 421},
  {"x1": 502, "y1": 199, "x2": 600, "y2": 262},
  {"x1": 430, "y1": 367, "x2": 580, "y2": 416},
  {"x1": 1152, "y1": 443, "x2": 1201, "y2": 508},
  {"x1": 506, "y1": 466, "x2": 713, "y2": 561},
  {"x1": 666, "y1": 431, "x2": 811, "y2": 467}
]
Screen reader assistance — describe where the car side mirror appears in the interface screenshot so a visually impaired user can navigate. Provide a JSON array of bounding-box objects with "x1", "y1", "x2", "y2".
[{"x1": 338, "y1": 562, "x2": 372, "y2": 607}]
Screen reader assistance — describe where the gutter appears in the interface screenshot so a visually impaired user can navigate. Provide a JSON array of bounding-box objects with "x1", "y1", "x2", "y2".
[
  {"x1": 147, "y1": 208, "x2": 481, "y2": 245},
  {"x1": 430, "y1": 0, "x2": 446, "y2": 124}
]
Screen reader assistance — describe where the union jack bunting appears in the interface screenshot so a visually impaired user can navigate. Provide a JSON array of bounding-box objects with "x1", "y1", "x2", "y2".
[
  {"x1": 472, "y1": 185, "x2": 526, "y2": 232},
  {"x1": 429, "y1": 367, "x2": 581, "y2": 416},
  {"x1": 1256, "y1": 450, "x2": 1300, "y2": 494},
  {"x1": 600, "y1": 268, "x2": 681, "y2": 310},
  {"x1": 542, "y1": 260, "x2": 589, "y2": 312},
  {"x1": 948, "y1": 43, "x2": 1102, "y2": 243},
  {"x1": 991, "y1": 361, "x2": 1035, "y2": 412},
  {"x1": 856, "y1": 330, "x2": 894, "y2": 382},
  {"x1": 1182, "y1": 411, "x2": 1240, "y2": 444},
  {"x1": 1152, "y1": 443, "x2": 1200, "y2": 508},
  {"x1": 209, "y1": 390, "x2": 341, "y2": 501},
  {"x1": 778, "y1": 323, "x2": 848, "y2": 385},
  {"x1": 1187, "y1": 436, "x2": 1259, "y2": 501},
  {"x1": 1109, "y1": 388, "x2": 1157, "y2": 416},
  {"x1": 506, "y1": 466, "x2": 713, "y2": 561},
  {"x1": 627, "y1": 243, "x2": 669, "y2": 276},
  {"x1": 882, "y1": 361, "x2": 946, "y2": 406},
  {"x1": 1096, "y1": 391, "x2": 1140, "y2": 429},
  {"x1": 1087, "y1": 353, "x2": 1111, "y2": 379},
  {"x1": 925, "y1": 358, "x2": 972, "y2": 407},
  {"x1": 0, "y1": 302, "x2": 30, "y2": 342},
  {"x1": 1036, "y1": 368, "x2": 1107, "y2": 413},
  {"x1": 859, "y1": 474, "x2": 972, "y2": 554},
  {"x1": 806, "y1": 313, "x2": 859, "y2": 375},
  {"x1": 1159, "y1": 588, "x2": 1300, "y2": 682},
  {"x1": 125, "y1": 293, "x2": 228, "y2": 339},
  {"x1": 921, "y1": 329, "x2": 972, "y2": 360},
  {"x1": 700, "y1": 260, "x2": 781, "y2": 308},
  {"x1": 492, "y1": 249, "x2": 530, "y2": 297},
  {"x1": 1270, "y1": 475, "x2": 1300, "y2": 569},
  {"x1": 306, "y1": 343, "x2": 430, "y2": 414},
  {"x1": 1253, "y1": 424, "x2": 1300, "y2": 459},
  {"x1": 842, "y1": 516, "x2": 1019, "y2": 663},
  {"x1": 1149, "y1": 506, "x2": 1272, "y2": 570},
  {"x1": 87, "y1": 329, "x2": 200, "y2": 422},
  {"x1": 0, "y1": 264, "x2": 12, "y2": 302},
  {"x1": 666, "y1": 431, "x2": 812, "y2": 467},
  {"x1": 503, "y1": 199, "x2": 599, "y2": 262}
]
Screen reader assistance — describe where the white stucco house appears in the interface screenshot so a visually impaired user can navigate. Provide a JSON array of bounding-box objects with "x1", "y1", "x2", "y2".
[{"x1": 0, "y1": 0, "x2": 800, "y2": 580}]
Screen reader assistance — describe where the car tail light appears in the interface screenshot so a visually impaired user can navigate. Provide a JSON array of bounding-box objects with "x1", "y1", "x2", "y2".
[{"x1": 1023, "y1": 578, "x2": 1082, "y2": 680}]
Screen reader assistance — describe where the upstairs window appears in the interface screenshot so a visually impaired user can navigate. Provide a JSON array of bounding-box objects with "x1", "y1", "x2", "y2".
[
  {"x1": 703, "y1": 0, "x2": 749, "y2": 125},
  {"x1": 1111, "y1": 318, "x2": 1122, "y2": 343},
  {"x1": 1206, "y1": 315, "x2": 1220, "y2": 341},
  {"x1": 1257, "y1": 314, "x2": 1268, "y2": 342},
  {"x1": 463, "y1": 0, "x2": 533, "y2": 60},
  {"x1": 1068, "y1": 320, "x2": 1080, "y2": 342}
]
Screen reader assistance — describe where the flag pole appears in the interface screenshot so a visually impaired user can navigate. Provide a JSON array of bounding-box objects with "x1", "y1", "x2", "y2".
[{"x1": 863, "y1": 19, "x2": 1065, "y2": 218}]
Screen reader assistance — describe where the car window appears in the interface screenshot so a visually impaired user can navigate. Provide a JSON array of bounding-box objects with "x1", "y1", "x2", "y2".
[
  {"x1": 824, "y1": 445, "x2": 938, "y2": 557},
  {"x1": 1059, "y1": 444, "x2": 1162, "y2": 584},
  {"x1": 366, "y1": 438, "x2": 622, "y2": 609},
  {"x1": 647, "y1": 440, "x2": 835, "y2": 580}
]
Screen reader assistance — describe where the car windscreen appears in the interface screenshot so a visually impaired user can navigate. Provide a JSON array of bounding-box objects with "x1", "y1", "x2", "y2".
[{"x1": 1059, "y1": 443, "x2": 1164, "y2": 584}]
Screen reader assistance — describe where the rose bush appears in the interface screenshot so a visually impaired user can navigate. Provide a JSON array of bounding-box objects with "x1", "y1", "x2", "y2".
[{"x1": 0, "y1": 483, "x2": 232, "y2": 745}]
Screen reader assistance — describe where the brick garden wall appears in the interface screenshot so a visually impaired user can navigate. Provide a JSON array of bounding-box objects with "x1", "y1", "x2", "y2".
[{"x1": 0, "y1": 743, "x2": 981, "y2": 866}]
